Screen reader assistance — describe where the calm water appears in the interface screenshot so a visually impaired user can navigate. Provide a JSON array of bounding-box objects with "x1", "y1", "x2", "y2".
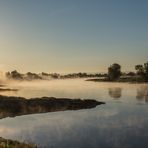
[{"x1": 0, "y1": 79, "x2": 148, "y2": 148}]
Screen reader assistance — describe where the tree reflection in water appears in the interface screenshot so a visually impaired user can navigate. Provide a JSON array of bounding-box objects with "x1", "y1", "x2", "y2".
[
  {"x1": 108, "y1": 87, "x2": 122, "y2": 99},
  {"x1": 136, "y1": 85, "x2": 148, "y2": 103}
]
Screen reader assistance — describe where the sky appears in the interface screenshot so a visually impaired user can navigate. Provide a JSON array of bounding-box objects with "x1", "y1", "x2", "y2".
[{"x1": 0, "y1": 0, "x2": 148, "y2": 73}]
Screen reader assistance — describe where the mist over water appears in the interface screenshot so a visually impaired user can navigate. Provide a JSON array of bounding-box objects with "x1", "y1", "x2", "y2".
[
  {"x1": 0, "y1": 100, "x2": 148, "y2": 148},
  {"x1": 0, "y1": 0, "x2": 147, "y2": 147},
  {"x1": 0, "y1": 78, "x2": 148, "y2": 103},
  {"x1": 0, "y1": 79, "x2": 148, "y2": 148}
]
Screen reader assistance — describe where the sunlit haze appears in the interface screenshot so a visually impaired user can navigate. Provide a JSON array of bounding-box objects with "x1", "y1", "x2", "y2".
[{"x1": 0, "y1": 0, "x2": 148, "y2": 73}]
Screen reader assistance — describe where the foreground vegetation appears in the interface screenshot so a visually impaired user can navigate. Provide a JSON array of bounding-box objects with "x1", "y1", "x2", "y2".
[{"x1": 0, "y1": 137, "x2": 36, "y2": 148}]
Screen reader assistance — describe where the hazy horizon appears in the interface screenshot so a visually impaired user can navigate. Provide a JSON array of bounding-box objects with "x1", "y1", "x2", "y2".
[{"x1": 0, "y1": 0, "x2": 148, "y2": 73}]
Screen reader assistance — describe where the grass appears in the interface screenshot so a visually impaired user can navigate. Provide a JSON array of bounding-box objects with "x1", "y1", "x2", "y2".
[{"x1": 0, "y1": 137, "x2": 37, "y2": 148}]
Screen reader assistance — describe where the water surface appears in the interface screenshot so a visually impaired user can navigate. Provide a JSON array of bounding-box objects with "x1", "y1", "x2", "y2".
[{"x1": 0, "y1": 79, "x2": 148, "y2": 148}]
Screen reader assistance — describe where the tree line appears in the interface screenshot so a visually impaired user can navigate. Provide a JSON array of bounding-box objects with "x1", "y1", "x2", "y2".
[
  {"x1": 5, "y1": 61, "x2": 148, "y2": 82},
  {"x1": 5, "y1": 71, "x2": 107, "y2": 81},
  {"x1": 108, "y1": 61, "x2": 148, "y2": 82}
]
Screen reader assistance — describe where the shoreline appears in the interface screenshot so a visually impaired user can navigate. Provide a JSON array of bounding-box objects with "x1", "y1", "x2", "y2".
[
  {"x1": 0, "y1": 95, "x2": 105, "y2": 147},
  {"x1": 86, "y1": 78, "x2": 148, "y2": 84},
  {"x1": 0, "y1": 95, "x2": 105, "y2": 119}
]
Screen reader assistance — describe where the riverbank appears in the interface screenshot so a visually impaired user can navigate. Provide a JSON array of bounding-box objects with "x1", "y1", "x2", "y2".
[
  {"x1": 0, "y1": 95, "x2": 104, "y2": 147},
  {"x1": 86, "y1": 77, "x2": 148, "y2": 83},
  {"x1": 0, "y1": 95, "x2": 105, "y2": 119},
  {"x1": 0, "y1": 137, "x2": 37, "y2": 148}
]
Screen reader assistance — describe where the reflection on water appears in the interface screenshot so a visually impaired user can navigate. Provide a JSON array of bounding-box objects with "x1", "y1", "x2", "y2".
[
  {"x1": 136, "y1": 85, "x2": 148, "y2": 103},
  {"x1": 1, "y1": 79, "x2": 148, "y2": 104},
  {"x1": 108, "y1": 87, "x2": 122, "y2": 99},
  {"x1": 0, "y1": 103, "x2": 148, "y2": 148},
  {"x1": 0, "y1": 79, "x2": 148, "y2": 148}
]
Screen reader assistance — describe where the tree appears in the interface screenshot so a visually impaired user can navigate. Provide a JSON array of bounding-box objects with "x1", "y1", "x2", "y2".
[
  {"x1": 26, "y1": 72, "x2": 42, "y2": 80},
  {"x1": 108, "y1": 63, "x2": 121, "y2": 81},
  {"x1": 10, "y1": 70, "x2": 23, "y2": 80},
  {"x1": 5, "y1": 72, "x2": 11, "y2": 79},
  {"x1": 144, "y1": 62, "x2": 148, "y2": 76},
  {"x1": 135, "y1": 65, "x2": 144, "y2": 75},
  {"x1": 135, "y1": 62, "x2": 148, "y2": 81}
]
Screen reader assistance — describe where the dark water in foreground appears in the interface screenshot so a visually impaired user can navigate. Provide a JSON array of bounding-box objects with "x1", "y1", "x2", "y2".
[{"x1": 0, "y1": 79, "x2": 148, "y2": 148}]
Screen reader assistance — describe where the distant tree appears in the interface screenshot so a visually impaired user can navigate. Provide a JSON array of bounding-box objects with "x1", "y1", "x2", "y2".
[
  {"x1": 10, "y1": 70, "x2": 23, "y2": 80},
  {"x1": 144, "y1": 62, "x2": 148, "y2": 77},
  {"x1": 26, "y1": 72, "x2": 42, "y2": 80},
  {"x1": 5, "y1": 72, "x2": 11, "y2": 79},
  {"x1": 50, "y1": 73, "x2": 60, "y2": 79},
  {"x1": 135, "y1": 65, "x2": 144, "y2": 75},
  {"x1": 126, "y1": 72, "x2": 136, "y2": 76},
  {"x1": 108, "y1": 63, "x2": 121, "y2": 81},
  {"x1": 41, "y1": 72, "x2": 49, "y2": 76},
  {"x1": 135, "y1": 62, "x2": 148, "y2": 81}
]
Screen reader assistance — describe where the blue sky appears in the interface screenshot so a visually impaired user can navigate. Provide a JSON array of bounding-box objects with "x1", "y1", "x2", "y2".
[{"x1": 0, "y1": 0, "x2": 148, "y2": 73}]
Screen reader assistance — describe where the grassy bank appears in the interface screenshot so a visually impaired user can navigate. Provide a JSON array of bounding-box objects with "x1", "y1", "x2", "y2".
[
  {"x1": 86, "y1": 76, "x2": 148, "y2": 83},
  {"x1": 0, "y1": 137, "x2": 37, "y2": 148}
]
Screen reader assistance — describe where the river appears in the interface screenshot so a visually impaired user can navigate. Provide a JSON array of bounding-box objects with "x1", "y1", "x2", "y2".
[{"x1": 0, "y1": 79, "x2": 148, "y2": 148}]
